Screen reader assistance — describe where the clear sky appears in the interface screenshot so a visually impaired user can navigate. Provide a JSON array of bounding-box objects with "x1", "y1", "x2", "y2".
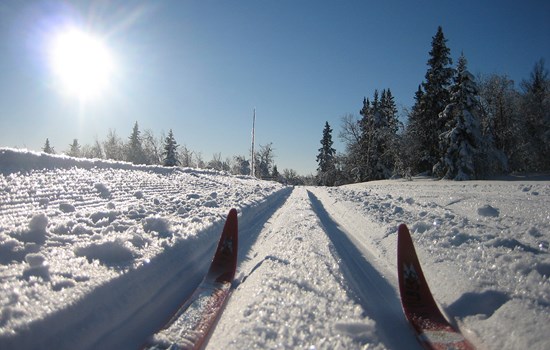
[{"x1": 0, "y1": 1, "x2": 548, "y2": 175}]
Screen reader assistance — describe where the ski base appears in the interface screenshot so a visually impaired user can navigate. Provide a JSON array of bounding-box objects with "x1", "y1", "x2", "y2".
[
  {"x1": 144, "y1": 208, "x2": 238, "y2": 350},
  {"x1": 397, "y1": 223, "x2": 475, "y2": 350}
]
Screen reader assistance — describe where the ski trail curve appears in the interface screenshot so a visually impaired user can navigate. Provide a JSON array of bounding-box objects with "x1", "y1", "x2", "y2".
[{"x1": 307, "y1": 188, "x2": 422, "y2": 350}]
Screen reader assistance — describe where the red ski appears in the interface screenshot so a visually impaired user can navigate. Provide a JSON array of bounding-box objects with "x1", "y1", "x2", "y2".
[
  {"x1": 397, "y1": 224, "x2": 475, "y2": 350},
  {"x1": 145, "y1": 208, "x2": 238, "y2": 350}
]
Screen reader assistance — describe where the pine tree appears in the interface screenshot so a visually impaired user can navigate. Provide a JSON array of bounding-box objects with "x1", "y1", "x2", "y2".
[
  {"x1": 356, "y1": 90, "x2": 399, "y2": 181},
  {"x1": 434, "y1": 54, "x2": 484, "y2": 180},
  {"x1": 380, "y1": 89, "x2": 399, "y2": 134},
  {"x1": 162, "y1": 129, "x2": 179, "y2": 167},
  {"x1": 413, "y1": 26, "x2": 454, "y2": 173},
  {"x1": 520, "y1": 59, "x2": 550, "y2": 171},
  {"x1": 67, "y1": 139, "x2": 81, "y2": 157},
  {"x1": 402, "y1": 86, "x2": 426, "y2": 175},
  {"x1": 379, "y1": 89, "x2": 400, "y2": 176},
  {"x1": 272, "y1": 165, "x2": 281, "y2": 181},
  {"x1": 358, "y1": 96, "x2": 376, "y2": 181},
  {"x1": 126, "y1": 122, "x2": 146, "y2": 164},
  {"x1": 316, "y1": 121, "x2": 337, "y2": 186},
  {"x1": 42, "y1": 138, "x2": 55, "y2": 154}
]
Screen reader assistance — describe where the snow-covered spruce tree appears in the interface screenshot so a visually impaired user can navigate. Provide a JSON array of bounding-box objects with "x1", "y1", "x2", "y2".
[
  {"x1": 520, "y1": 59, "x2": 550, "y2": 171},
  {"x1": 42, "y1": 138, "x2": 55, "y2": 154},
  {"x1": 358, "y1": 96, "x2": 376, "y2": 181},
  {"x1": 162, "y1": 129, "x2": 179, "y2": 167},
  {"x1": 379, "y1": 89, "x2": 400, "y2": 176},
  {"x1": 272, "y1": 165, "x2": 282, "y2": 182},
  {"x1": 67, "y1": 139, "x2": 81, "y2": 157},
  {"x1": 409, "y1": 26, "x2": 454, "y2": 174},
  {"x1": 401, "y1": 86, "x2": 426, "y2": 176},
  {"x1": 316, "y1": 121, "x2": 337, "y2": 186},
  {"x1": 126, "y1": 121, "x2": 147, "y2": 165},
  {"x1": 434, "y1": 54, "x2": 484, "y2": 180},
  {"x1": 357, "y1": 90, "x2": 399, "y2": 181}
]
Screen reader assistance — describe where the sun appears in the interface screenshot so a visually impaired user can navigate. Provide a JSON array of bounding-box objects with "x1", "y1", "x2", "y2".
[{"x1": 49, "y1": 28, "x2": 115, "y2": 101}]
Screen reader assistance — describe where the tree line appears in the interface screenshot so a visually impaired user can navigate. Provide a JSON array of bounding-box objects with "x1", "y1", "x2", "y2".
[
  {"x1": 40, "y1": 121, "x2": 311, "y2": 184},
  {"x1": 316, "y1": 26, "x2": 549, "y2": 186}
]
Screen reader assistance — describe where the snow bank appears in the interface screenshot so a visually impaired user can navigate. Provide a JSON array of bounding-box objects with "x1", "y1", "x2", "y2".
[
  {"x1": 320, "y1": 179, "x2": 550, "y2": 350},
  {"x1": 0, "y1": 148, "x2": 288, "y2": 349}
]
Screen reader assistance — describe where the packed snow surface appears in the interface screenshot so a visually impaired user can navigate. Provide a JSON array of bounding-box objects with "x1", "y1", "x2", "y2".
[{"x1": 0, "y1": 148, "x2": 549, "y2": 350}]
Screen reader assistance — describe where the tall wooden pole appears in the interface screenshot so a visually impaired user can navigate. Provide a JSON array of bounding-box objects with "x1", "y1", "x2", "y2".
[{"x1": 251, "y1": 108, "x2": 256, "y2": 177}]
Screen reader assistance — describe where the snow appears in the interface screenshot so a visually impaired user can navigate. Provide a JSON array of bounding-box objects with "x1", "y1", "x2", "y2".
[{"x1": 1, "y1": 148, "x2": 549, "y2": 350}]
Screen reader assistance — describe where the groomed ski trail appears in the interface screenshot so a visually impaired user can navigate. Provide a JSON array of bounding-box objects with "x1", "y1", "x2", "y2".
[{"x1": 208, "y1": 187, "x2": 422, "y2": 350}]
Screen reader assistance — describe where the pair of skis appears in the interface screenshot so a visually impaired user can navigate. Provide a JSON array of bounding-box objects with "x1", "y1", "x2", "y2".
[
  {"x1": 144, "y1": 208, "x2": 238, "y2": 350},
  {"x1": 144, "y1": 209, "x2": 474, "y2": 350},
  {"x1": 398, "y1": 224, "x2": 475, "y2": 350}
]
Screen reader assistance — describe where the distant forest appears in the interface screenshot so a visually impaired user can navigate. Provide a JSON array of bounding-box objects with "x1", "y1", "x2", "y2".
[
  {"x1": 316, "y1": 26, "x2": 549, "y2": 186},
  {"x1": 40, "y1": 123, "x2": 296, "y2": 183},
  {"x1": 38, "y1": 27, "x2": 548, "y2": 187}
]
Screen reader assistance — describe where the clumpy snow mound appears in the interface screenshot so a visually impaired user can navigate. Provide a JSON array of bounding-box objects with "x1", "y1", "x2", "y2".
[
  {"x1": 0, "y1": 148, "x2": 549, "y2": 350},
  {"x1": 319, "y1": 179, "x2": 549, "y2": 350},
  {"x1": 0, "y1": 148, "x2": 288, "y2": 349}
]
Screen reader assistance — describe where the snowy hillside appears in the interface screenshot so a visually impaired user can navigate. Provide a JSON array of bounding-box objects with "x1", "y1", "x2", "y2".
[{"x1": 0, "y1": 148, "x2": 548, "y2": 350}]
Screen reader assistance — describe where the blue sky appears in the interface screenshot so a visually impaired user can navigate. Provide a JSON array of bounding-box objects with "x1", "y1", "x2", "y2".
[{"x1": 0, "y1": 1, "x2": 548, "y2": 175}]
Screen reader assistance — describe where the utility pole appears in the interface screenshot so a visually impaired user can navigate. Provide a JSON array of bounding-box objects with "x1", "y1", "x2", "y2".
[{"x1": 250, "y1": 108, "x2": 256, "y2": 177}]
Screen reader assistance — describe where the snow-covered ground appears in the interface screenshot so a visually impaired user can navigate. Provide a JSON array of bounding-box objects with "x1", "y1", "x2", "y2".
[{"x1": 0, "y1": 148, "x2": 548, "y2": 350}]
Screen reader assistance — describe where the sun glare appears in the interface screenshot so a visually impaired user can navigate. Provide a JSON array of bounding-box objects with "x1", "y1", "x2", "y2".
[{"x1": 49, "y1": 28, "x2": 115, "y2": 100}]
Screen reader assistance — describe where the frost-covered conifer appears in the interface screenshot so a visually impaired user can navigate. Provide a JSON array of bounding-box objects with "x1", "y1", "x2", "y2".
[
  {"x1": 356, "y1": 89, "x2": 399, "y2": 181},
  {"x1": 520, "y1": 59, "x2": 550, "y2": 171},
  {"x1": 162, "y1": 129, "x2": 179, "y2": 167},
  {"x1": 42, "y1": 138, "x2": 55, "y2": 154},
  {"x1": 67, "y1": 139, "x2": 81, "y2": 158},
  {"x1": 434, "y1": 54, "x2": 484, "y2": 180},
  {"x1": 410, "y1": 26, "x2": 454, "y2": 173},
  {"x1": 126, "y1": 122, "x2": 146, "y2": 164},
  {"x1": 316, "y1": 121, "x2": 337, "y2": 186}
]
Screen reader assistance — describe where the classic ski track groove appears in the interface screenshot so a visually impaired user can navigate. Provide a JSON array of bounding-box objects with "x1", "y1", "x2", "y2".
[
  {"x1": 307, "y1": 188, "x2": 422, "y2": 350},
  {"x1": 208, "y1": 187, "x2": 422, "y2": 349}
]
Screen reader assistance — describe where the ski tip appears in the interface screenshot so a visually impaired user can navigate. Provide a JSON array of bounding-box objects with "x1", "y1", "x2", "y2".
[
  {"x1": 398, "y1": 223, "x2": 410, "y2": 238},
  {"x1": 225, "y1": 208, "x2": 238, "y2": 233}
]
